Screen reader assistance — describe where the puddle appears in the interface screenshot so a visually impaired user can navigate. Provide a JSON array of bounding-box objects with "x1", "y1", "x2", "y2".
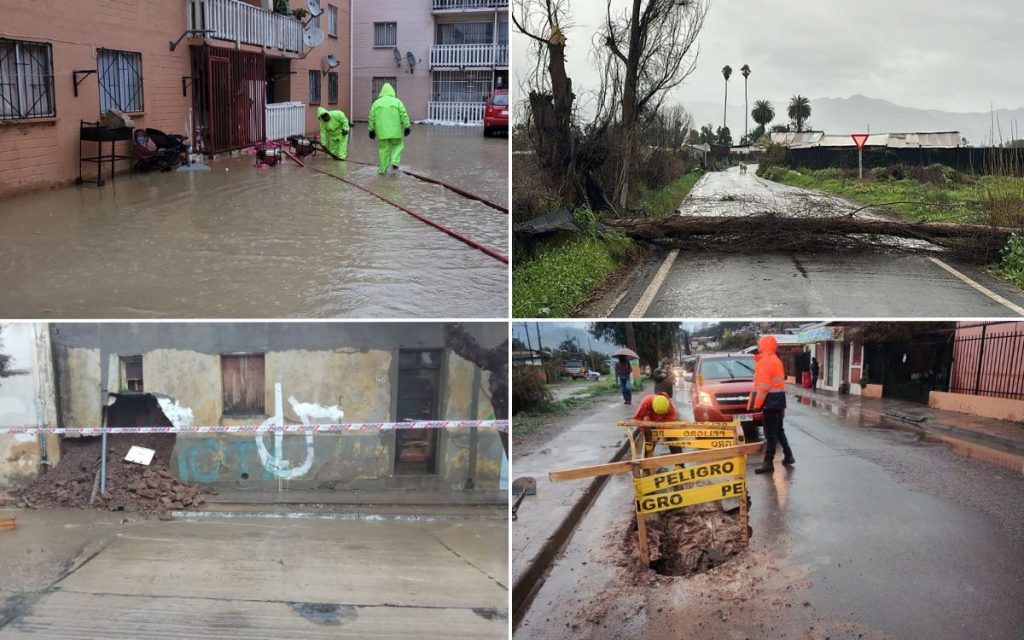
[
  {"x1": 472, "y1": 607, "x2": 508, "y2": 621},
  {"x1": 288, "y1": 602, "x2": 356, "y2": 625}
]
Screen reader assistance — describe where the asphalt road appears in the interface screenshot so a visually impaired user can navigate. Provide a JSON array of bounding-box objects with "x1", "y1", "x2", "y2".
[
  {"x1": 593, "y1": 167, "x2": 1024, "y2": 317},
  {"x1": 515, "y1": 385, "x2": 1024, "y2": 639}
]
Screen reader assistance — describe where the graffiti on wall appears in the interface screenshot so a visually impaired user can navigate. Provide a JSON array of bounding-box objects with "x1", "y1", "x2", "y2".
[{"x1": 176, "y1": 383, "x2": 344, "y2": 483}]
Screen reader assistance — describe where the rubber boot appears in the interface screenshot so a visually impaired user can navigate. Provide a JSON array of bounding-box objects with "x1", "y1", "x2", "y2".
[{"x1": 754, "y1": 459, "x2": 774, "y2": 474}]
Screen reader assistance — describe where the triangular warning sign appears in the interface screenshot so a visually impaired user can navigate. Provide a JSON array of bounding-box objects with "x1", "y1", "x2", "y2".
[{"x1": 851, "y1": 134, "x2": 870, "y2": 150}]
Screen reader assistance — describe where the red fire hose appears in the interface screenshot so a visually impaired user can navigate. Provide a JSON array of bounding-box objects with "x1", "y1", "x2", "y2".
[{"x1": 283, "y1": 149, "x2": 508, "y2": 265}]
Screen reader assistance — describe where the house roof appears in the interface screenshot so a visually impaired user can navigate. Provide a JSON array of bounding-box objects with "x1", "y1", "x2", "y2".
[{"x1": 772, "y1": 131, "x2": 963, "y2": 149}]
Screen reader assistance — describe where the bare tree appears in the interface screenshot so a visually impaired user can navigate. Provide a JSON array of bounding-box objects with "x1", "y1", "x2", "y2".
[
  {"x1": 444, "y1": 324, "x2": 509, "y2": 456},
  {"x1": 598, "y1": 0, "x2": 709, "y2": 208}
]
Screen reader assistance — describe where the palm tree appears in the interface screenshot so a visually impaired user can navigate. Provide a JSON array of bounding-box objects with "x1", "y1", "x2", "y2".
[
  {"x1": 740, "y1": 64, "x2": 751, "y2": 139},
  {"x1": 752, "y1": 99, "x2": 775, "y2": 130},
  {"x1": 721, "y1": 65, "x2": 732, "y2": 131},
  {"x1": 788, "y1": 95, "x2": 811, "y2": 132}
]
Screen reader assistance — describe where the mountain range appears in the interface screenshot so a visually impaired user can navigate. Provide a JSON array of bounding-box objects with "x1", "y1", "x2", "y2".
[{"x1": 683, "y1": 95, "x2": 1024, "y2": 147}]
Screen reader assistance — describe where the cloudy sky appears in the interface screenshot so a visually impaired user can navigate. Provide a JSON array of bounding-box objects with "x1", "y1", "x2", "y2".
[{"x1": 511, "y1": 0, "x2": 1024, "y2": 114}]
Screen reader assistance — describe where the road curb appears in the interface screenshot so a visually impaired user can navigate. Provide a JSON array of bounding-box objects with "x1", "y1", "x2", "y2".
[{"x1": 511, "y1": 435, "x2": 634, "y2": 629}]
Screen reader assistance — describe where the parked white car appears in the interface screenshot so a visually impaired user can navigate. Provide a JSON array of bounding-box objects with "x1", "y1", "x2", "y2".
[{"x1": 584, "y1": 370, "x2": 601, "y2": 381}]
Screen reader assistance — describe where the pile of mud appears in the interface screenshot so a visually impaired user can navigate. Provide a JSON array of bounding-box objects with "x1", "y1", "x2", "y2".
[
  {"x1": 625, "y1": 501, "x2": 748, "y2": 577},
  {"x1": 16, "y1": 434, "x2": 209, "y2": 519}
]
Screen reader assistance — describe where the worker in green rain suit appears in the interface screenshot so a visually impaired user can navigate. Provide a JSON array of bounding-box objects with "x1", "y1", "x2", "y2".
[
  {"x1": 317, "y1": 106, "x2": 349, "y2": 160},
  {"x1": 367, "y1": 82, "x2": 411, "y2": 175}
]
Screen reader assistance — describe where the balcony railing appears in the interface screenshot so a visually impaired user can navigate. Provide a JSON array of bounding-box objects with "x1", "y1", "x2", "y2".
[
  {"x1": 428, "y1": 102, "x2": 485, "y2": 124},
  {"x1": 187, "y1": 0, "x2": 304, "y2": 54},
  {"x1": 266, "y1": 101, "x2": 306, "y2": 141},
  {"x1": 430, "y1": 44, "x2": 508, "y2": 69},
  {"x1": 433, "y1": 0, "x2": 508, "y2": 10}
]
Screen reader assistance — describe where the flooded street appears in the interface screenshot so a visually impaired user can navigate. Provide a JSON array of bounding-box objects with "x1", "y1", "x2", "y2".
[{"x1": 0, "y1": 126, "x2": 507, "y2": 318}]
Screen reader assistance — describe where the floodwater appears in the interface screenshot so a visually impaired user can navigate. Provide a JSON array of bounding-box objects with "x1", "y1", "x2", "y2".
[{"x1": 0, "y1": 126, "x2": 508, "y2": 318}]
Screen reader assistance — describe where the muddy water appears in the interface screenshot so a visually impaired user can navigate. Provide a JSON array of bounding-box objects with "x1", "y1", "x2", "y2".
[{"x1": 0, "y1": 126, "x2": 507, "y2": 318}]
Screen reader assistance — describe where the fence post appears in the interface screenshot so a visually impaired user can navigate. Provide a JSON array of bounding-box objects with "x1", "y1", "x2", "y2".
[{"x1": 974, "y1": 324, "x2": 987, "y2": 396}]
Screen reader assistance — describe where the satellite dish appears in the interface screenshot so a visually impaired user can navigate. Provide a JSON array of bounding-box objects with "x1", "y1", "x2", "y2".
[
  {"x1": 307, "y1": 0, "x2": 324, "y2": 17},
  {"x1": 324, "y1": 53, "x2": 340, "y2": 69},
  {"x1": 405, "y1": 51, "x2": 418, "y2": 73},
  {"x1": 393, "y1": 47, "x2": 402, "y2": 68},
  {"x1": 303, "y1": 27, "x2": 324, "y2": 48}
]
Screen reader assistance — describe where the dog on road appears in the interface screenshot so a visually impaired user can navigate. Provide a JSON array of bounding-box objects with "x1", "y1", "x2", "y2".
[{"x1": 739, "y1": 161, "x2": 747, "y2": 174}]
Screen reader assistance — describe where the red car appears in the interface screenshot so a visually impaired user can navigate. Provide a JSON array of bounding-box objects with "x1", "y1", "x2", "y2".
[
  {"x1": 483, "y1": 90, "x2": 509, "y2": 137},
  {"x1": 690, "y1": 353, "x2": 762, "y2": 443}
]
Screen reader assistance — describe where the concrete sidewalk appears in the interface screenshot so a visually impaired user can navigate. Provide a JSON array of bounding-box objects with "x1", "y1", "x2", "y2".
[
  {"x1": 0, "y1": 509, "x2": 507, "y2": 639},
  {"x1": 789, "y1": 385, "x2": 1024, "y2": 472},
  {"x1": 510, "y1": 388, "x2": 642, "y2": 620}
]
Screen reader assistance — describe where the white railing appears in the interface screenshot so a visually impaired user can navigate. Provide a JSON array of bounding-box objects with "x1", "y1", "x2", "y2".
[
  {"x1": 433, "y1": 0, "x2": 508, "y2": 10},
  {"x1": 187, "y1": 0, "x2": 304, "y2": 53},
  {"x1": 266, "y1": 101, "x2": 306, "y2": 140},
  {"x1": 428, "y1": 102, "x2": 485, "y2": 124},
  {"x1": 430, "y1": 44, "x2": 508, "y2": 68}
]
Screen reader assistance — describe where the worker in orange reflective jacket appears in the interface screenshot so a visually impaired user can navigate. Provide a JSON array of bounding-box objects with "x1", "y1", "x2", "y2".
[{"x1": 748, "y1": 335, "x2": 795, "y2": 473}]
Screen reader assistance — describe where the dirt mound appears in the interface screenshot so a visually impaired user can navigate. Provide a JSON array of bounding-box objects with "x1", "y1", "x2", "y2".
[
  {"x1": 16, "y1": 434, "x2": 209, "y2": 519},
  {"x1": 624, "y1": 500, "x2": 747, "y2": 577}
]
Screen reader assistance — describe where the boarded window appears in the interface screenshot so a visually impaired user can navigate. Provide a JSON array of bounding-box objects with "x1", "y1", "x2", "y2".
[
  {"x1": 98, "y1": 49, "x2": 144, "y2": 113},
  {"x1": 327, "y1": 71, "x2": 338, "y2": 104},
  {"x1": 120, "y1": 355, "x2": 143, "y2": 392},
  {"x1": 371, "y1": 76, "x2": 396, "y2": 100},
  {"x1": 222, "y1": 354, "x2": 265, "y2": 415},
  {"x1": 394, "y1": 349, "x2": 443, "y2": 475},
  {"x1": 373, "y1": 22, "x2": 397, "y2": 48},
  {"x1": 328, "y1": 5, "x2": 338, "y2": 37},
  {"x1": 308, "y1": 69, "x2": 321, "y2": 104},
  {"x1": 0, "y1": 38, "x2": 55, "y2": 121}
]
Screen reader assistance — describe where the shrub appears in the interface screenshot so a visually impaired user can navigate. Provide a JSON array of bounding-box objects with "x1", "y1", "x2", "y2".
[
  {"x1": 512, "y1": 367, "x2": 552, "y2": 415},
  {"x1": 993, "y1": 233, "x2": 1024, "y2": 288},
  {"x1": 756, "y1": 143, "x2": 787, "y2": 177}
]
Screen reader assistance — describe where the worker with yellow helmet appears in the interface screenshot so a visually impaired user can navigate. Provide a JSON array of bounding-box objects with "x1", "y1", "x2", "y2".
[{"x1": 633, "y1": 390, "x2": 678, "y2": 457}]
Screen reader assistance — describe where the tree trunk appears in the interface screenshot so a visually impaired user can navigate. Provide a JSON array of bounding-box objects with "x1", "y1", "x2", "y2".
[
  {"x1": 613, "y1": 0, "x2": 645, "y2": 211},
  {"x1": 606, "y1": 215, "x2": 1017, "y2": 242},
  {"x1": 443, "y1": 325, "x2": 509, "y2": 456}
]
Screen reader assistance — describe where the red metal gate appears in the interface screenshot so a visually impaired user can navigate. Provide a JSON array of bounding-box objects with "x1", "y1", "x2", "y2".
[{"x1": 190, "y1": 45, "x2": 266, "y2": 154}]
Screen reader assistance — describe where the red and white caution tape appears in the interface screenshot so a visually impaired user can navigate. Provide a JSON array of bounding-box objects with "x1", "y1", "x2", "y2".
[{"x1": 0, "y1": 420, "x2": 508, "y2": 435}]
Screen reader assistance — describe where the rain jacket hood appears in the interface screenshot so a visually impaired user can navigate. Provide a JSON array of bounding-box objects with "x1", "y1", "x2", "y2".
[
  {"x1": 757, "y1": 335, "x2": 778, "y2": 356},
  {"x1": 368, "y1": 82, "x2": 411, "y2": 140},
  {"x1": 750, "y1": 335, "x2": 786, "y2": 411}
]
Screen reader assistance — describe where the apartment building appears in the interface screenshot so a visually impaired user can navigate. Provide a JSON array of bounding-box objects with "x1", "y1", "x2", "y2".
[
  {"x1": 0, "y1": 0, "x2": 351, "y2": 196},
  {"x1": 352, "y1": 0, "x2": 508, "y2": 124}
]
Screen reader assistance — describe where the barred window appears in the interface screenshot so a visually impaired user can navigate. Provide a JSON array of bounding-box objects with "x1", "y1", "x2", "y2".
[
  {"x1": 0, "y1": 38, "x2": 55, "y2": 121},
  {"x1": 309, "y1": 70, "x2": 321, "y2": 104},
  {"x1": 327, "y1": 72, "x2": 338, "y2": 104},
  {"x1": 328, "y1": 5, "x2": 338, "y2": 37},
  {"x1": 431, "y1": 70, "x2": 490, "y2": 103},
  {"x1": 98, "y1": 49, "x2": 143, "y2": 113},
  {"x1": 371, "y1": 76, "x2": 396, "y2": 100},
  {"x1": 374, "y1": 22, "x2": 397, "y2": 48}
]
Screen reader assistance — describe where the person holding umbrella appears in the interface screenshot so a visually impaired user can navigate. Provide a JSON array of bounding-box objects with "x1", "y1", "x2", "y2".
[{"x1": 612, "y1": 348, "x2": 638, "y2": 405}]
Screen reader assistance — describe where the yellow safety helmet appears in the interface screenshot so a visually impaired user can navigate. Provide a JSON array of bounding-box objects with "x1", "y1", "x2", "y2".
[{"x1": 652, "y1": 395, "x2": 671, "y2": 415}]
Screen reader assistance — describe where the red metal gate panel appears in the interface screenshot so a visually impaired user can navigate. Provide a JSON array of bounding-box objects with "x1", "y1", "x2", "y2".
[{"x1": 190, "y1": 45, "x2": 266, "y2": 154}]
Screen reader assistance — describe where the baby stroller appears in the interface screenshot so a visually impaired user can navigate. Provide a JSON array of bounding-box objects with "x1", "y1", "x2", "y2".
[{"x1": 133, "y1": 128, "x2": 187, "y2": 171}]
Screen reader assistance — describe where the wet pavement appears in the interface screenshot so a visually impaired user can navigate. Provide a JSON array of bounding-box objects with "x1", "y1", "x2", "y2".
[
  {"x1": 515, "y1": 385, "x2": 1024, "y2": 639},
  {"x1": 0, "y1": 126, "x2": 508, "y2": 318},
  {"x1": 0, "y1": 510, "x2": 507, "y2": 638},
  {"x1": 593, "y1": 166, "x2": 1024, "y2": 317}
]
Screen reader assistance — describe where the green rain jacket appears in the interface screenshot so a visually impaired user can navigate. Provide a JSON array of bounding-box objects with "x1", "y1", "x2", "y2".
[
  {"x1": 368, "y1": 83, "x2": 410, "y2": 140},
  {"x1": 317, "y1": 107, "x2": 349, "y2": 138}
]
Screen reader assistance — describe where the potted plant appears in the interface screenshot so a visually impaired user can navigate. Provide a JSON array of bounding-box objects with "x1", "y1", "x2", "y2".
[
  {"x1": 273, "y1": 0, "x2": 291, "y2": 15},
  {"x1": 292, "y1": 7, "x2": 308, "y2": 20}
]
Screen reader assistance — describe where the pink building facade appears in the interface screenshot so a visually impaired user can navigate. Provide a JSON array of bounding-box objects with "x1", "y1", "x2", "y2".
[
  {"x1": 0, "y1": 0, "x2": 351, "y2": 196},
  {"x1": 351, "y1": 0, "x2": 508, "y2": 123}
]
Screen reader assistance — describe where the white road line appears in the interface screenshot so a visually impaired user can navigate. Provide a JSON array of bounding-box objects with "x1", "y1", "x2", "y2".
[
  {"x1": 630, "y1": 249, "x2": 679, "y2": 318},
  {"x1": 927, "y1": 257, "x2": 1024, "y2": 315}
]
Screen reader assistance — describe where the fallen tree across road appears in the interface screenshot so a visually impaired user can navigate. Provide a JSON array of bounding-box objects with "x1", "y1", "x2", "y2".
[{"x1": 604, "y1": 214, "x2": 1018, "y2": 262}]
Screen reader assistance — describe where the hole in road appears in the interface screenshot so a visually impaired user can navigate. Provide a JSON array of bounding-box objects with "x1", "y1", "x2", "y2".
[{"x1": 626, "y1": 500, "x2": 751, "y2": 577}]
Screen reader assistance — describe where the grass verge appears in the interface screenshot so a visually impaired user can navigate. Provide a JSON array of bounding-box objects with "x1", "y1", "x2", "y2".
[
  {"x1": 993, "y1": 234, "x2": 1024, "y2": 288},
  {"x1": 513, "y1": 377, "x2": 640, "y2": 441},
  {"x1": 635, "y1": 169, "x2": 704, "y2": 217},
  {"x1": 765, "y1": 166, "x2": 1024, "y2": 226}
]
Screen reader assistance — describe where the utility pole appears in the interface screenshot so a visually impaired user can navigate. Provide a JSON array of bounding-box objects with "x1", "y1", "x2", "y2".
[{"x1": 535, "y1": 322, "x2": 544, "y2": 356}]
